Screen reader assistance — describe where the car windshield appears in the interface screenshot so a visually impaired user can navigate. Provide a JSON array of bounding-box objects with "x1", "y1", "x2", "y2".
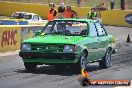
[
  {"x1": 11, "y1": 13, "x2": 24, "y2": 19},
  {"x1": 41, "y1": 20, "x2": 88, "y2": 36},
  {"x1": 11, "y1": 13, "x2": 32, "y2": 20}
]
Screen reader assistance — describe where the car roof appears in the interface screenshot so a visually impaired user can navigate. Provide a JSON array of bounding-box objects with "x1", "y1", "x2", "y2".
[
  {"x1": 14, "y1": 12, "x2": 37, "y2": 15},
  {"x1": 15, "y1": 12, "x2": 27, "y2": 14},
  {"x1": 26, "y1": 13, "x2": 37, "y2": 15},
  {"x1": 54, "y1": 18, "x2": 98, "y2": 23}
]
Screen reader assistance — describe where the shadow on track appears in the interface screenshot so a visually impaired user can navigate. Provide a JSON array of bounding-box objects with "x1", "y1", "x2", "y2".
[{"x1": 15, "y1": 64, "x2": 102, "y2": 76}]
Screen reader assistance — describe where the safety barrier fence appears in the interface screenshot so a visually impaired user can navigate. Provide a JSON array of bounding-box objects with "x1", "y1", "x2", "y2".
[
  {"x1": 0, "y1": 20, "x2": 28, "y2": 25},
  {"x1": 101, "y1": 10, "x2": 132, "y2": 27},
  {"x1": 0, "y1": 1, "x2": 91, "y2": 19},
  {"x1": 0, "y1": 25, "x2": 44, "y2": 52},
  {"x1": 0, "y1": 19, "x2": 47, "y2": 25}
]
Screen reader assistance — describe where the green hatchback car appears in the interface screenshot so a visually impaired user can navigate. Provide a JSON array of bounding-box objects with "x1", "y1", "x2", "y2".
[{"x1": 19, "y1": 19, "x2": 115, "y2": 71}]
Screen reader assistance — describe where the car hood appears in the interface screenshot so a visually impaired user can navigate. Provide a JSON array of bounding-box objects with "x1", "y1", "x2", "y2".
[{"x1": 22, "y1": 35, "x2": 86, "y2": 44}]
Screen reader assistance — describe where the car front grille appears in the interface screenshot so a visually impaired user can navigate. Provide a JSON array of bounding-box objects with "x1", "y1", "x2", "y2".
[{"x1": 31, "y1": 44, "x2": 64, "y2": 53}]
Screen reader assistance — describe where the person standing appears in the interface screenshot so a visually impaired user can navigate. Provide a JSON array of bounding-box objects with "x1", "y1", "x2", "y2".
[
  {"x1": 87, "y1": 8, "x2": 97, "y2": 20},
  {"x1": 110, "y1": 0, "x2": 115, "y2": 9},
  {"x1": 47, "y1": 3, "x2": 57, "y2": 21},
  {"x1": 121, "y1": 0, "x2": 125, "y2": 10},
  {"x1": 63, "y1": 6, "x2": 76, "y2": 18},
  {"x1": 77, "y1": 0, "x2": 81, "y2": 7},
  {"x1": 58, "y1": 2, "x2": 65, "y2": 18}
]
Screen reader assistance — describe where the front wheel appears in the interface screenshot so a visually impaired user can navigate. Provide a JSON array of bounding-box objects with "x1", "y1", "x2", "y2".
[
  {"x1": 24, "y1": 62, "x2": 37, "y2": 71},
  {"x1": 74, "y1": 51, "x2": 87, "y2": 71},
  {"x1": 78, "y1": 51, "x2": 87, "y2": 70},
  {"x1": 99, "y1": 49, "x2": 112, "y2": 69}
]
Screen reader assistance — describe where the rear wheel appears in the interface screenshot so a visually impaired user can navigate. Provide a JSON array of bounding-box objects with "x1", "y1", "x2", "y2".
[
  {"x1": 24, "y1": 62, "x2": 37, "y2": 71},
  {"x1": 99, "y1": 49, "x2": 112, "y2": 69}
]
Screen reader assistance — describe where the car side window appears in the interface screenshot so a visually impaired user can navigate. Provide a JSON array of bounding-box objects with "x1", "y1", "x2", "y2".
[
  {"x1": 95, "y1": 22, "x2": 106, "y2": 36},
  {"x1": 36, "y1": 15, "x2": 39, "y2": 20},
  {"x1": 89, "y1": 22, "x2": 97, "y2": 37},
  {"x1": 34, "y1": 15, "x2": 39, "y2": 21},
  {"x1": 43, "y1": 21, "x2": 53, "y2": 33}
]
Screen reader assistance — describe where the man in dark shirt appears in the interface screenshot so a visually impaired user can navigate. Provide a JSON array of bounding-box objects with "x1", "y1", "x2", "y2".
[
  {"x1": 58, "y1": 2, "x2": 65, "y2": 13},
  {"x1": 58, "y1": 2, "x2": 65, "y2": 18},
  {"x1": 110, "y1": 0, "x2": 115, "y2": 9}
]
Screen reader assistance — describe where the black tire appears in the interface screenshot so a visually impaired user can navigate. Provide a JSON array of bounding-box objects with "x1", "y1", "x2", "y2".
[
  {"x1": 76, "y1": 51, "x2": 87, "y2": 71},
  {"x1": 99, "y1": 49, "x2": 112, "y2": 69},
  {"x1": 73, "y1": 51, "x2": 87, "y2": 72},
  {"x1": 24, "y1": 62, "x2": 37, "y2": 71}
]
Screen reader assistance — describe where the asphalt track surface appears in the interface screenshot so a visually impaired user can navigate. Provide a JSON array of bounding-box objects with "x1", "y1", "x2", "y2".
[{"x1": 0, "y1": 26, "x2": 132, "y2": 88}]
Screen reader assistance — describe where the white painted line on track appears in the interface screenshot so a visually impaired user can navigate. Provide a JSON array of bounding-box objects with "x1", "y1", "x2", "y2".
[{"x1": 0, "y1": 50, "x2": 19, "y2": 56}]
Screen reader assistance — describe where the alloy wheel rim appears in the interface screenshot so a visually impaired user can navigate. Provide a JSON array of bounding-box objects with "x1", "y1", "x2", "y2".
[
  {"x1": 81, "y1": 53, "x2": 86, "y2": 69},
  {"x1": 106, "y1": 52, "x2": 111, "y2": 67}
]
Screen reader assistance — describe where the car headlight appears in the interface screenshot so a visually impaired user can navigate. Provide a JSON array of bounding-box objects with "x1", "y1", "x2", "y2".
[
  {"x1": 21, "y1": 44, "x2": 31, "y2": 51},
  {"x1": 63, "y1": 45, "x2": 77, "y2": 52}
]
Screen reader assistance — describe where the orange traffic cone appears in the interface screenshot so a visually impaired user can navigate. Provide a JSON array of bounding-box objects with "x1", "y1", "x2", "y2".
[
  {"x1": 79, "y1": 68, "x2": 91, "y2": 86},
  {"x1": 81, "y1": 68, "x2": 89, "y2": 78}
]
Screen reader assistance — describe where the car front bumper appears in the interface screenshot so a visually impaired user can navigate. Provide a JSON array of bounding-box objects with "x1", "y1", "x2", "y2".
[{"x1": 19, "y1": 52, "x2": 80, "y2": 64}]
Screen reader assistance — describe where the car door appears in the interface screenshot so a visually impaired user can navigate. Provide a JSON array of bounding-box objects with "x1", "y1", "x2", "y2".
[
  {"x1": 86, "y1": 22, "x2": 101, "y2": 62},
  {"x1": 95, "y1": 22, "x2": 109, "y2": 58}
]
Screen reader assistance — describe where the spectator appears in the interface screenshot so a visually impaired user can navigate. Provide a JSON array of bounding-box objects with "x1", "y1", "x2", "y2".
[
  {"x1": 77, "y1": 0, "x2": 81, "y2": 7},
  {"x1": 96, "y1": 3, "x2": 108, "y2": 11},
  {"x1": 47, "y1": 3, "x2": 57, "y2": 21},
  {"x1": 110, "y1": 0, "x2": 115, "y2": 9},
  {"x1": 58, "y1": 2, "x2": 65, "y2": 13},
  {"x1": 58, "y1": 2, "x2": 65, "y2": 18},
  {"x1": 87, "y1": 8, "x2": 97, "y2": 20},
  {"x1": 121, "y1": 0, "x2": 125, "y2": 10},
  {"x1": 63, "y1": 6, "x2": 77, "y2": 18}
]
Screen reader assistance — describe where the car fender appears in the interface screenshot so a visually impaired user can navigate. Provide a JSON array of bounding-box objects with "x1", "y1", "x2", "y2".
[
  {"x1": 106, "y1": 43, "x2": 114, "y2": 51},
  {"x1": 75, "y1": 45, "x2": 88, "y2": 63},
  {"x1": 107, "y1": 35, "x2": 116, "y2": 52},
  {"x1": 80, "y1": 45, "x2": 88, "y2": 54}
]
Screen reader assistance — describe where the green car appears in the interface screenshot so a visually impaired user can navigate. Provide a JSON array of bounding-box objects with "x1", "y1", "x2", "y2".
[{"x1": 19, "y1": 19, "x2": 115, "y2": 71}]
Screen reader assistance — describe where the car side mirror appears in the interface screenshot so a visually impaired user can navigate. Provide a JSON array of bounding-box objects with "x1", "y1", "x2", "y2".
[{"x1": 35, "y1": 32, "x2": 40, "y2": 36}]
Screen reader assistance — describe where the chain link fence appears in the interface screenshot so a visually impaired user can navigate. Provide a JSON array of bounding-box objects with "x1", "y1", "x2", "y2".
[{"x1": 0, "y1": 0, "x2": 132, "y2": 9}]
